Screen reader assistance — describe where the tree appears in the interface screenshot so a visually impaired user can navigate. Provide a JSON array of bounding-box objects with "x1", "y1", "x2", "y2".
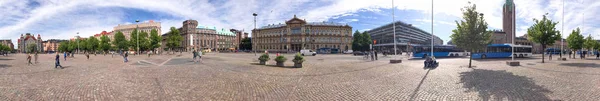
[
  {"x1": 139, "y1": 31, "x2": 150, "y2": 52},
  {"x1": 361, "y1": 31, "x2": 373, "y2": 51},
  {"x1": 87, "y1": 36, "x2": 99, "y2": 55},
  {"x1": 129, "y1": 29, "x2": 139, "y2": 53},
  {"x1": 450, "y1": 3, "x2": 492, "y2": 68},
  {"x1": 526, "y1": 14, "x2": 561, "y2": 63},
  {"x1": 80, "y1": 39, "x2": 89, "y2": 53},
  {"x1": 566, "y1": 28, "x2": 584, "y2": 59},
  {"x1": 149, "y1": 29, "x2": 162, "y2": 54},
  {"x1": 239, "y1": 37, "x2": 252, "y2": 50},
  {"x1": 352, "y1": 30, "x2": 362, "y2": 51},
  {"x1": 166, "y1": 27, "x2": 183, "y2": 54},
  {"x1": 58, "y1": 41, "x2": 69, "y2": 52},
  {"x1": 584, "y1": 35, "x2": 595, "y2": 53},
  {"x1": 99, "y1": 35, "x2": 112, "y2": 55},
  {"x1": 113, "y1": 31, "x2": 129, "y2": 52},
  {"x1": 27, "y1": 43, "x2": 38, "y2": 53}
]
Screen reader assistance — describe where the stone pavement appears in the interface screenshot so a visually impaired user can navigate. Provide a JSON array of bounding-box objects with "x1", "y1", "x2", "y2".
[{"x1": 0, "y1": 53, "x2": 599, "y2": 100}]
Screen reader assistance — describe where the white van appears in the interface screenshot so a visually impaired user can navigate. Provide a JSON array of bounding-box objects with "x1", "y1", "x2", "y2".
[{"x1": 300, "y1": 50, "x2": 317, "y2": 56}]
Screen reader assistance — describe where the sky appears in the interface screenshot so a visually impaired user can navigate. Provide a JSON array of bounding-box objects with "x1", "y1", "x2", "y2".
[{"x1": 1, "y1": 0, "x2": 600, "y2": 48}]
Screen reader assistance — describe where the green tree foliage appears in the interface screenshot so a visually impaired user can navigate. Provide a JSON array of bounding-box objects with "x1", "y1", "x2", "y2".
[
  {"x1": 0, "y1": 44, "x2": 10, "y2": 53},
  {"x1": 149, "y1": 29, "x2": 162, "y2": 52},
  {"x1": 27, "y1": 43, "x2": 38, "y2": 53},
  {"x1": 450, "y1": 3, "x2": 492, "y2": 67},
  {"x1": 138, "y1": 31, "x2": 150, "y2": 52},
  {"x1": 526, "y1": 14, "x2": 561, "y2": 63},
  {"x1": 166, "y1": 27, "x2": 183, "y2": 53},
  {"x1": 99, "y1": 35, "x2": 112, "y2": 54},
  {"x1": 352, "y1": 30, "x2": 362, "y2": 51},
  {"x1": 566, "y1": 28, "x2": 584, "y2": 58},
  {"x1": 87, "y1": 36, "x2": 99, "y2": 54},
  {"x1": 79, "y1": 39, "x2": 89, "y2": 53},
  {"x1": 113, "y1": 31, "x2": 129, "y2": 51},
  {"x1": 239, "y1": 37, "x2": 252, "y2": 50},
  {"x1": 351, "y1": 30, "x2": 373, "y2": 51},
  {"x1": 129, "y1": 29, "x2": 139, "y2": 52},
  {"x1": 58, "y1": 41, "x2": 68, "y2": 52},
  {"x1": 583, "y1": 35, "x2": 595, "y2": 51}
]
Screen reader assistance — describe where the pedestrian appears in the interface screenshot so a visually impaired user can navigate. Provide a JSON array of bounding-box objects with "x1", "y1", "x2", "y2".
[
  {"x1": 86, "y1": 52, "x2": 90, "y2": 60},
  {"x1": 549, "y1": 53, "x2": 552, "y2": 60},
  {"x1": 596, "y1": 52, "x2": 599, "y2": 59},
  {"x1": 569, "y1": 51, "x2": 572, "y2": 58},
  {"x1": 197, "y1": 50, "x2": 203, "y2": 63},
  {"x1": 64, "y1": 52, "x2": 67, "y2": 61},
  {"x1": 34, "y1": 52, "x2": 39, "y2": 64},
  {"x1": 55, "y1": 53, "x2": 63, "y2": 69},
  {"x1": 27, "y1": 54, "x2": 33, "y2": 65},
  {"x1": 124, "y1": 52, "x2": 129, "y2": 62},
  {"x1": 192, "y1": 49, "x2": 197, "y2": 62},
  {"x1": 374, "y1": 50, "x2": 378, "y2": 60}
]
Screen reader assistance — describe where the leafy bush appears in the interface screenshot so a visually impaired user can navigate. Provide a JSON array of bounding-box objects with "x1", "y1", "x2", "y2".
[
  {"x1": 292, "y1": 53, "x2": 305, "y2": 63},
  {"x1": 274, "y1": 55, "x2": 287, "y2": 62},
  {"x1": 258, "y1": 54, "x2": 270, "y2": 61}
]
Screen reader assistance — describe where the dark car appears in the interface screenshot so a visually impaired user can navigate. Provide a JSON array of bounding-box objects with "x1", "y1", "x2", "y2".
[{"x1": 353, "y1": 51, "x2": 367, "y2": 56}]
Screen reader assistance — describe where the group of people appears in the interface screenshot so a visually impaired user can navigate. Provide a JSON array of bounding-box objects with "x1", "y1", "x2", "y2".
[
  {"x1": 550, "y1": 51, "x2": 600, "y2": 60},
  {"x1": 192, "y1": 49, "x2": 202, "y2": 63},
  {"x1": 26, "y1": 52, "x2": 39, "y2": 66}
]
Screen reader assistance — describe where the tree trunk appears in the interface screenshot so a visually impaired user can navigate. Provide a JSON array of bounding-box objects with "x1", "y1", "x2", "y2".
[
  {"x1": 542, "y1": 45, "x2": 545, "y2": 63},
  {"x1": 468, "y1": 49, "x2": 473, "y2": 68}
]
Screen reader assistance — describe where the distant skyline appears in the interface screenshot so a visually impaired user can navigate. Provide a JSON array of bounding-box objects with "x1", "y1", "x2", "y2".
[{"x1": 1, "y1": 0, "x2": 599, "y2": 48}]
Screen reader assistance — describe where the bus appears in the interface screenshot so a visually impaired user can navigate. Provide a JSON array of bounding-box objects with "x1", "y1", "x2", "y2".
[
  {"x1": 412, "y1": 45, "x2": 468, "y2": 58},
  {"x1": 545, "y1": 48, "x2": 561, "y2": 54},
  {"x1": 471, "y1": 44, "x2": 532, "y2": 59}
]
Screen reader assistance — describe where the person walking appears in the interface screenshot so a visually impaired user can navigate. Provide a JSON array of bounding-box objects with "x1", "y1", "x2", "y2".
[
  {"x1": 27, "y1": 54, "x2": 33, "y2": 65},
  {"x1": 34, "y1": 52, "x2": 39, "y2": 64},
  {"x1": 596, "y1": 52, "x2": 599, "y2": 59},
  {"x1": 85, "y1": 52, "x2": 90, "y2": 60},
  {"x1": 197, "y1": 50, "x2": 203, "y2": 63},
  {"x1": 124, "y1": 52, "x2": 129, "y2": 62},
  {"x1": 55, "y1": 53, "x2": 63, "y2": 69},
  {"x1": 192, "y1": 49, "x2": 198, "y2": 62},
  {"x1": 549, "y1": 53, "x2": 552, "y2": 60},
  {"x1": 64, "y1": 52, "x2": 68, "y2": 61}
]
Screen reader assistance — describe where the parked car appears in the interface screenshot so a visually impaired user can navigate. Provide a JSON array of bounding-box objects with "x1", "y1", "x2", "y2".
[
  {"x1": 300, "y1": 49, "x2": 317, "y2": 56},
  {"x1": 353, "y1": 51, "x2": 367, "y2": 56},
  {"x1": 343, "y1": 50, "x2": 354, "y2": 54}
]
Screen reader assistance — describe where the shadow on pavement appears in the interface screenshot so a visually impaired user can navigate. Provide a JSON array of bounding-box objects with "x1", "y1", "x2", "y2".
[
  {"x1": 409, "y1": 69, "x2": 432, "y2": 100},
  {"x1": 559, "y1": 63, "x2": 600, "y2": 68},
  {"x1": 459, "y1": 69, "x2": 554, "y2": 100},
  {"x1": 0, "y1": 64, "x2": 11, "y2": 68}
]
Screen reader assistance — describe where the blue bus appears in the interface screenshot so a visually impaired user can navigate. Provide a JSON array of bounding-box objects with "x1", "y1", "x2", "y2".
[
  {"x1": 545, "y1": 48, "x2": 561, "y2": 54},
  {"x1": 472, "y1": 44, "x2": 532, "y2": 59},
  {"x1": 412, "y1": 45, "x2": 467, "y2": 58}
]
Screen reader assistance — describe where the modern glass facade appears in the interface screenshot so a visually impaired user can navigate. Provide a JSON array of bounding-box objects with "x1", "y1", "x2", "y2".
[{"x1": 367, "y1": 21, "x2": 442, "y2": 52}]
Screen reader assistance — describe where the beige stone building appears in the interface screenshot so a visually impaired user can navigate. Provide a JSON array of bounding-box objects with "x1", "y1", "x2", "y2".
[
  {"x1": 113, "y1": 20, "x2": 161, "y2": 40},
  {"x1": 0, "y1": 39, "x2": 14, "y2": 50},
  {"x1": 167, "y1": 20, "x2": 237, "y2": 52},
  {"x1": 252, "y1": 15, "x2": 353, "y2": 53},
  {"x1": 42, "y1": 39, "x2": 67, "y2": 53}
]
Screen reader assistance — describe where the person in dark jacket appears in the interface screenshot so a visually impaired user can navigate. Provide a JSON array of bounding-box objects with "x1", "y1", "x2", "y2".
[
  {"x1": 124, "y1": 52, "x2": 129, "y2": 62},
  {"x1": 55, "y1": 53, "x2": 63, "y2": 69}
]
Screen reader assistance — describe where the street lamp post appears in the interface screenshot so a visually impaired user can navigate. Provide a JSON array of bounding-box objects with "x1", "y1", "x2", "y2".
[
  {"x1": 77, "y1": 32, "x2": 79, "y2": 55},
  {"x1": 136, "y1": 20, "x2": 140, "y2": 55},
  {"x1": 393, "y1": 0, "x2": 397, "y2": 57},
  {"x1": 253, "y1": 13, "x2": 258, "y2": 56},
  {"x1": 431, "y1": 0, "x2": 434, "y2": 58}
]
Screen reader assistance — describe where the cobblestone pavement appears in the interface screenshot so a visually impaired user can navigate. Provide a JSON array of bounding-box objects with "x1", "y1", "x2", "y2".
[{"x1": 1, "y1": 53, "x2": 599, "y2": 100}]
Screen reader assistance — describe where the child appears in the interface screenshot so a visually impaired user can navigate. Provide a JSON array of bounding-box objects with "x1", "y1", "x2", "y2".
[{"x1": 27, "y1": 54, "x2": 33, "y2": 65}]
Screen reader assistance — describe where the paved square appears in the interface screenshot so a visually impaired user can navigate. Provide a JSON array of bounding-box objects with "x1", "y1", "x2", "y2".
[{"x1": 1, "y1": 53, "x2": 599, "y2": 100}]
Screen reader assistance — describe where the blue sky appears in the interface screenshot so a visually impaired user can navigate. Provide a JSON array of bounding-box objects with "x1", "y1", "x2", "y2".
[{"x1": 1, "y1": 0, "x2": 600, "y2": 48}]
